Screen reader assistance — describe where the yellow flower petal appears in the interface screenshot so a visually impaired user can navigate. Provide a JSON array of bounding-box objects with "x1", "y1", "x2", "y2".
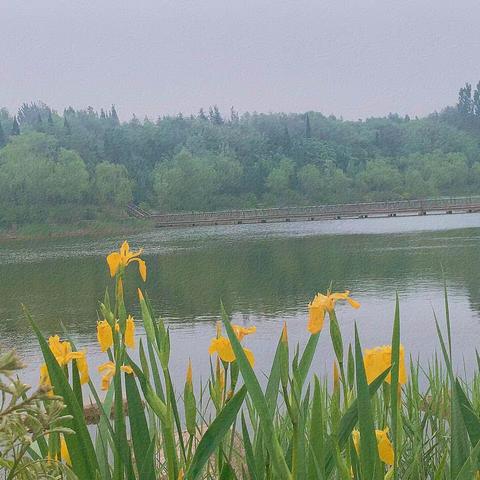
[
  {"x1": 121, "y1": 365, "x2": 133, "y2": 374},
  {"x1": 75, "y1": 352, "x2": 89, "y2": 385},
  {"x1": 352, "y1": 428, "x2": 394, "y2": 465},
  {"x1": 209, "y1": 337, "x2": 236, "y2": 363},
  {"x1": 308, "y1": 302, "x2": 325, "y2": 334},
  {"x1": 232, "y1": 324, "x2": 256, "y2": 341},
  {"x1": 376, "y1": 429, "x2": 394, "y2": 465},
  {"x1": 99, "y1": 361, "x2": 116, "y2": 390},
  {"x1": 125, "y1": 316, "x2": 135, "y2": 349},
  {"x1": 363, "y1": 345, "x2": 407, "y2": 385},
  {"x1": 106, "y1": 251, "x2": 122, "y2": 277},
  {"x1": 97, "y1": 320, "x2": 113, "y2": 352},
  {"x1": 243, "y1": 347, "x2": 255, "y2": 367},
  {"x1": 138, "y1": 258, "x2": 147, "y2": 282},
  {"x1": 208, "y1": 336, "x2": 255, "y2": 366},
  {"x1": 60, "y1": 437, "x2": 71, "y2": 465}
]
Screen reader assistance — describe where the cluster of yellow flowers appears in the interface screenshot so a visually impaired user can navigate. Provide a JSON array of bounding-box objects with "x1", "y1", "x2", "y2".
[
  {"x1": 39, "y1": 240, "x2": 408, "y2": 471},
  {"x1": 40, "y1": 335, "x2": 89, "y2": 390},
  {"x1": 40, "y1": 242, "x2": 143, "y2": 395}
]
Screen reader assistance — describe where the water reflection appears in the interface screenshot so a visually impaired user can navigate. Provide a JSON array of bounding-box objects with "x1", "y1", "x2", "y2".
[{"x1": 1, "y1": 213, "x2": 480, "y2": 386}]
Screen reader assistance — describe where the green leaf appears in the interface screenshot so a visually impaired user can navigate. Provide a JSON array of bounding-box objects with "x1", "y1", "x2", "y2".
[
  {"x1": 265, "y1": 332, "x2": 285, "y2": 415},
  {"x1": 296, "y1": 333, "x2": 320, "y2": 391},
  {"x1": 456, "y1": 379, "x2": 480, "y2": 448},
  {"x1": 185, "y1": 386, "x2": 247, "y2": 480},
  {"x1": 434, "y1": 313, "x2": 470, "y2": 477},
  {"x1": 307, "y1": 376, "x2": 325, "y2": 480},
  {"x1": 354, "y1": 324, "x2": 382, "y2": 480},
  {"x1": 324, "y1": 367, "x2": 390, "y2": 477},
  {"x1": 125, "y1": 371, "x2": 155, "y2": 480},
  {"x1": 221, "y1": 304, "x2": 292, "y2": 480},
  {"x1": 241, "y1": 412, "x2": 259, "y2": 480},
  {"x1": 390, "y1": 293, "x2": 401, "y2": 480},
  {"x1": 24, "y1": 308, "x2": 100, "y2": 480}
]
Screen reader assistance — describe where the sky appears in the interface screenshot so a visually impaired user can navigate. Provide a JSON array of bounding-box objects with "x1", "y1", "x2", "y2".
[{"x1": 1, "y1": 0, "x2": 480, "y2": 121}]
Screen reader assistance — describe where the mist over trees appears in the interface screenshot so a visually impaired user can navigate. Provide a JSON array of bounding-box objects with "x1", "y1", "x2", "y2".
[{"x1": 1, "y1": 83, "x2": 480, "y2": 226}]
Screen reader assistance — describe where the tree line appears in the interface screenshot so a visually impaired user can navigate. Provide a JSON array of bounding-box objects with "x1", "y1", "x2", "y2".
[{"x1": 1, "y1": 82, "x2": 480, "y2": 226}]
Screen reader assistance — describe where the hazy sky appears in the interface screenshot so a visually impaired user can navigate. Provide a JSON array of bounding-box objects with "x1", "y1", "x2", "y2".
[{"x1": 2, "y1": 0, "x2": 480, "y2": 121}]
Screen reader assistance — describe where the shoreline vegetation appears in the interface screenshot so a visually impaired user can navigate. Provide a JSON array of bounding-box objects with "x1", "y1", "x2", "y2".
[
  {"x1": 0, "y1": 217, "x2": 154, "y2": 242},
  {"x1": 2, "y1": 82, "x2": 480, "y2": 232},
  {"x1": 2, "y1": 240, "x2": 480, "y2": 479}
]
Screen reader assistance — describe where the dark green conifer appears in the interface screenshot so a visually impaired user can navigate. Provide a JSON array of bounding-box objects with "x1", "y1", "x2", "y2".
[
  {"x1": 305, "y1": 113, "x2": 312, "y2": 139},
  {"x1": 11, "y1": 116, "x2": 20, "y2": 135},
  {"x1": 110, "y1": 105, "x2": 120, "y2": 125},
  {"x1": 63, "y1": 116, "x2": 71, "y2": 134},
  {"x1": 0, "y1": 122, "x2": 6, "y2": 148}
]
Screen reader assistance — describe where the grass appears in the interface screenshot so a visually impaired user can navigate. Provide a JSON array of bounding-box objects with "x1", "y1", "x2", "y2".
[
  {"x1": 0, "y1": 218, "x2": 154, "y2": 242},
  {"x1": 1, "y1": 242, "x2": 480, "y2": 479}
]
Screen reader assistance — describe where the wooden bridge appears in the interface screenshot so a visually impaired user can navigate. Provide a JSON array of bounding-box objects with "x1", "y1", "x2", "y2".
[{"x1": 127, "y1": 196, "x2": 480, "y2": 228}]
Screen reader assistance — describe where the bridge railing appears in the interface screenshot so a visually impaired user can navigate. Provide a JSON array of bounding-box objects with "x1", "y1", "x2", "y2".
[{"x1": 148, "y1": 196, "x2": 480, "y2": 223}]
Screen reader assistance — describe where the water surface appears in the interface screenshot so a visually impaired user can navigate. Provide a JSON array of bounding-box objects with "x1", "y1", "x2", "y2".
[{"x1": 2, "y1": 213, "x2": 480, "y2": 387}]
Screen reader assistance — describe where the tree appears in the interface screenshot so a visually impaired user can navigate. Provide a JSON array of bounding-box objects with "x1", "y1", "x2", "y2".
[
  {"x1": 63, "y1": 116, "x2": 71, "y2": 134},
  {"x1": 47, "y1": 110, "x2": 54, "y2": 126},
  {"x1": 153, "y1": 149, "x2": 216, "y2": 211},
  {"x1": 0, "y1": 123, "x2": 5, "y2": 148},
  {"x1": 209, "y1": 105, "x2": 223, "y2": 125},
  {"x1": 0, "y1": 133, "x2": 90, "y2": 223},
  {"x1": 230, "y1": 106, "x2": 239, "y2": 123},
  {"x1": 297, "y1": 163, "x2": 323, "y2": 201},
  {"x1": 458, "y1": 83, "x2": 473, "y2": 117},
  {"x1": 265, "y1": 158, "x2": 295, "y2": 201},
  {"x1": 94, "y1": 162, "x2": 133, "y2": 207},
  {"x1": 305, "y1": 113, "x2": 312, "y2": 139},
  {"x1": 110, "y1": 105, "x2": 120, "y2": 126},
  {"x1": 11, "y1": 116, "x2": 20, "y2": 136},
  {"x1": 473, "y1": 81, "x2": 480, "y2": 118}
]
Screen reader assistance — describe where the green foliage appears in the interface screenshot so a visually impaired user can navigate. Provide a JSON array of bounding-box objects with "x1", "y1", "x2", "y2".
[
  {"x1": 2, "y1": 81, "x2": 480, "y2": 220},
  {"x1": 0, "y1": 350, "x2": 75, "y2": 479},
  {"x1": 9, "y1": 242, "x2": 480, "y2": 479},
  {"x1": 94, "y1": 162, "x2": 133, "y2": 208}
]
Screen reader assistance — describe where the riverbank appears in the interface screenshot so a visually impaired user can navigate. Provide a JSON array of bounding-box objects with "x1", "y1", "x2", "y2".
[{"x1": 0, "y1": 218, "x2": 155, "y2": 242}]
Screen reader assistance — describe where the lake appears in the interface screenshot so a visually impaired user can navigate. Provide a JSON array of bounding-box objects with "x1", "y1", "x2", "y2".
[{"x1": 2, "y1": 213, "x2": 480, "y2": 389}]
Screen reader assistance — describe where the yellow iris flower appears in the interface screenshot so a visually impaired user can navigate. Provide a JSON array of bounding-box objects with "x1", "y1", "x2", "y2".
[
  {"x1": 97, "y1": 320, "x2": 113, "y2": 352},
  {"x1": 364, "y1": 345, "x2": 407, "y2": 385},
  {"x1": 40, "y1": 339, "x2": 89, "y2": 390},
  {"x1": 75, "y1": 353, "x2": 89, "y2": 385},
  {"x1": 352, "y1": 428, "x2": 394, "y2": 465},
  {"x1": 98, "y1": 361, "x2": 133, "y2": 390},
  {"x1": 106, "y1": 241, "x2": 147, "y2": 281},
  {"x1": 48, "y1": 335, "x2": 83, "y2": 366},
  {"x1": 308, "y1": 290, "x2": 360, "y2": 334},
  {"x1": 97, "y1": 317, "x2": 135, "y2": 351},
  {"x1": 232, "y1": 325, "x2": 256, "y2": 341},
  {"x1": 209, "y1": 323, "x2": 256, "y2": 367},
  {"x1": 125, "y1": 315, "x2": 135, "y2": 349}
]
